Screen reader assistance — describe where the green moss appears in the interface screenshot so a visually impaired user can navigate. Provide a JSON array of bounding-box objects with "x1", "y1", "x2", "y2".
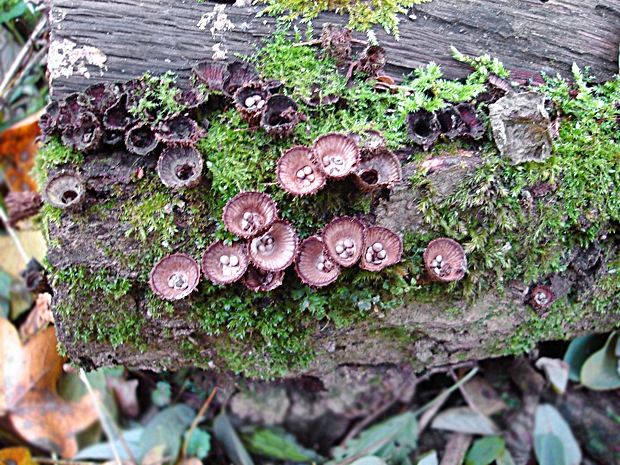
[
  {"x1": 255, "y1": 0, "x2": 431, "y2": 37},
  {"x1": 32, "y1": 137, "x2": 84, "y2": 187},
  {"x1": 42, "y1": 28, "x2": 620, "y2": 377}
]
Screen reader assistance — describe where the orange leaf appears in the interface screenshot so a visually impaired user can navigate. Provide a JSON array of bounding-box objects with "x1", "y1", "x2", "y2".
[
  {"x1": 19, "y1": 293, "x2": 54, "y2": 341},
  {"x1": 0, "y1": 110, "x2": 44, "y2": 192},
  {"x1": 0, "y1": 446, "x2": 38, "y2": 465},
  {"x1": 0, "y1": 319, "x2": 99, "y2": 457}
]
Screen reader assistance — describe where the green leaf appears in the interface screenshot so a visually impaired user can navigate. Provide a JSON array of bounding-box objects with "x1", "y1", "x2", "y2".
[
  {"x1": 580, "y1": 332, "x2": 620, "y2": 390},
  {"x1": 533, "y1": 404, "x2": 581, "y2": 465},
  {"x1": 138, "y1": 404, "x2": 195, "y2": 462},
  {"x1": 563, "y1": 333, "x2": 608, "y2": 381},
  {"x1": 184, "y1": 428, "x2": 211, "y2": 460},
  {"x1": 73, "y1": 428, "x2": 143, "y2": 460},
  {"x1": 329, "y1": 411, "x2": 418, "y2": 465},
  {"x1": 534, "y1": 435, "x2": 567, "y2": 465},
  {"x1": 495, "y1": 448, "x2": 516, "y2": 465},
  {"x1": 241, "y1": 426, "x2": 323, "y2": 462},
  {"x1": 464, "y1": 436, "x2": 505, "y2": 465},
  {"x1": 349, "y1": 456, "x2": 387, "y2": 465},
  {"x1": 0, "y1": 269, "x2": 11, "y2": 318},
  {"x1": 417, "y1": 450, "x2": 438, "y2": 465},
  {"x1": 213, "y1": 412, "x2": 255, "y2": 465},
  {"x1": 0, "y1": 1, "x2": 27, "y2": 25}
]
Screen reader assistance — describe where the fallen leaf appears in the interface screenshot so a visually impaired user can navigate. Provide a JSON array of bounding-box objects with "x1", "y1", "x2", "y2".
[
  {"x1": 439, "y1": 433, "x2": 472, "y2": 465},
  {"x1": 142, "y1": 444, "x2": 166, "y2": 465},
  {"x1": 534, "y1": 404, "x2": 581, "y2": 465},
  {"x1": 19, "y1": 292, "x2": 54, "y2": 340},
  {"x1": 0, "y1": 446, "x2": 38, "y2": 465},
  {"x1": 535, "y1": 357, "x2": 570, "y2": 394},
  {"x1": 431, "y1": 407, "x2": 499, "y2": 436},
  {"x1": 563, "y1": 333, "x2": 608, "y2": 382},
  {"x1": 0, "y1": 110, "x2": 43, "y2": 192},
  {"x1": 105, "y1": 372, "x2": 139, "y2": 418},
  {"x1": 0, "y1": 319, "x2": 99, "y2": 457},
  {"x1": 461, "y1": 376, "x2": 507, "y2": 416},
  {"x1": 464, "y1": 436, "x2": 505, "y2": 465},
  {"x1": 580, "y1": 332, "x2": 620, "y2": 390}
]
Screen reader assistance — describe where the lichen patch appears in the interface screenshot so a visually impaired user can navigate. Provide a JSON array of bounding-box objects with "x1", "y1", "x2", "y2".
[{"x1": 48, "y1": 39, "x2": 107, "y2": 82}]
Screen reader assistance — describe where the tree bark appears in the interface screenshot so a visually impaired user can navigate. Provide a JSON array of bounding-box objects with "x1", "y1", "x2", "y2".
[{"x1": 46, "y1": 0, "x2": 620, "y2": 376}]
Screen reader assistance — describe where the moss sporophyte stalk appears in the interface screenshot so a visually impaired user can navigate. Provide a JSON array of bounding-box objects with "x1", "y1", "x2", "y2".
[{"x1": 38, "y1": 26, "x2": 620, "y2": 377}]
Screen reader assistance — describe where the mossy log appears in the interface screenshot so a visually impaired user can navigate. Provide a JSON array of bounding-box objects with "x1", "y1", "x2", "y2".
[{"x1": 46, "y1": 0, "x2": 620, "y2": 377}]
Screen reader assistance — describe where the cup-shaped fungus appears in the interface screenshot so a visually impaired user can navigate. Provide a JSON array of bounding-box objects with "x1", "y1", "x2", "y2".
[
  {"x1": 223, "y1": 61, "x2": 261, "y2": 97},
  {"x1": 360, "y1": 226, "x2": 403, "y2": 271},
  {"x1": 242, "y1": 265, "x2": 285, "y2": 292},
  {"x1": 149, "y1": 253, "x2": 200, "y2": 300},
  {"x1": 295, "y1": 236, "x2": 341, "y2": 287},
  {"x1": 423, "y1": 238, "x2": 467, "y2": 282},
  {"x1": 313, "y1": 132, "x2": 359, "y2": 180},
  {"x1": 276, "y1": 146, "x2": 326, "y2": 196},
  {"x1": 354, "y1": 148, "x2": 402, "y2": 191},
  {"x1": 436, "y1": 105, "x2": 465, "y2": 140},
  {"x1": 455, "y1": 103, "x2": 485, "y2": 139},
  {"x1": 61, "y1": 111, "x2": 102, "y2": 152},
  {"x1": 103, "y1": 94, "x2": 136, "y2": 131},
  {"x1": 84, "y1": 82, "x2": 119, "y2": 116},
  {"x1": 358, "y1": 45, "x2": 386, "y2": 76},
  {"x1": 300, "y1": 84, "x2": 340, "y2": 108},
  {"x1": 156, "y1": 114, "x2": 199, "y2": 144},
  {"x1": 202, "y1": 241, "x2": 249, "y2": 285},
  {"x1": 42, "y1": 170, "x2": 85, "y2": 210},
  {"x1": 260, "y1": 95, "x2": 300, "y2": 137},
  {"x1": 234, "y1": 83, "x2": 269, "y2": 125},
  {"x1": 530, "y1": 285, "x2": 555, "y2": 311},
  {"x1": 125, "y1": 122, "x2": 159, "y2": 156},
  {"x1": 39, "y1": 101, "x2": 63, "y2": 138},
  {"x1": 322, "y1": 216, "x2": 365, "y2": 267},
  {"x1": 193, "y1": 62, "x2": 227, "y2": 92},
  {"x1": 157, "y1": 146, "x2": 204, "y2": 189},
  {"x1": 223, "y1": 191, "x2": 278, "y2": 239},
  {"x1": 249, "y1": 220, "x2": 298, "y2": 271},
  {"x1": 406, "y1": 108, "x2": 441, "y2": 150}
]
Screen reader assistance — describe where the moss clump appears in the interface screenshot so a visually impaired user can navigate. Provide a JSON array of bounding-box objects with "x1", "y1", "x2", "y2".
[
  {"x1": 255, "y1": 0, "x2": 431, "y2": 37},
  {"x1": 40, "y1": 27, "x2": 620, "y2": 378}
]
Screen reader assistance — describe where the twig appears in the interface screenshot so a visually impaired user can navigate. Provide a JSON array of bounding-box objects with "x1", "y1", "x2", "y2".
[
  {"x1": 3, "y1": 43, "x2": 48, "y2": 105},
  {"x1": 0, "y1": 17, "x2": 48, "y2": 100},
  {"x1": 34, "y1": 459, "x2": 98, "y2": 465},
  {"x1": 182, "y1": 387, "x2": 218, "y2": 458},
  {"x1": 293, "y1": 40, "x2": 321, "y2": 47},
  {"x1": 0, "y1": 207, "x2": 29, "y2": 265},
  {"x1": 411, "y1": 367, "x2": 479, "y2": 417},
  {"x1": 449, "y1": 369, "x2": 485, "y2": 417},
  {"x1": 78, "y1": 369, "x2": 127, "y2": 465}
]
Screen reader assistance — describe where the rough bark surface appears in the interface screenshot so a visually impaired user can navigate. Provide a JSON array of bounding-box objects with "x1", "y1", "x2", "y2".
[{"x1": 46, "y1": 0, "x2": 620, "y2": 375}]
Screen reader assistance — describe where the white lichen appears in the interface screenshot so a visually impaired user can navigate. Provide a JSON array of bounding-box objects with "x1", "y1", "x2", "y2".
[{"x1": 47, "y1": 39, "x2": 107, "y2": 82}]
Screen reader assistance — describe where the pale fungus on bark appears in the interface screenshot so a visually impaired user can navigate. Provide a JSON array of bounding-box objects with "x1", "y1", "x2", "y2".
[{"x1": 149, "y1": 253, "x2": 201, "y2": 300}]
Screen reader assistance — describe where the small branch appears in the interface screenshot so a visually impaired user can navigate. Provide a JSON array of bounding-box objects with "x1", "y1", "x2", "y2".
[
  {"x1": 0, "y1": 207, "x2": 29, "y2": 265},
  {"x1": 0, "y1": 17, "x2": 48, "y2": 100},
  {"x1": 182, "y1": 387, "x2": 218, "y2": 458},
  {"x1": 34, "y1": 459, "x2": 98, "y2": 465}
]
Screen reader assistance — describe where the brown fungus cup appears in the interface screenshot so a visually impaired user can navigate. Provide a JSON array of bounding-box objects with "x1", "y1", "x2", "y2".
[
  {"x1": 42, "y1": 170, "x2": 85, "y2": 211},
  {"x1": 234, "y1": 82, "x2": 269, "y2": 125},
  {"x1": 354, "y1": 148, "x2": 402, "y2": 191},
  {"x1": 249, "y1": 220, "x2": 298, "y2": 272},
  {"x1": 530, "y1": 285, "x2": 555, "y2": 311},
  {"x1": 149, "y1": 253, "x2": 200, "y2": 301},
  {"x1": 321, "y1": 216, "x2": 365, "y2": 267},
  {"x1": 313, "y1": 132, "x2": 359, "y2": 180},
  {"x1": 222, "y1": 192, "x2": 278, "y2": 239},
  {"x1": 423, "y1": 238, "x2": 467, "y2": 282},
  {"x1": 276, "y1": 146, "x2": 326, "y2": 196},
  {"x1": 242, "y1": 265, "x2": 285, "y2": 292},
  {"x1": 360, "y1": 226, "x2": 403, "y2": 272},
  {"x1": 157, "y1": 146, "x2": 204, "y2": 189},
  {"x1": 295, "y1": 236, "x2": 341, "y2": 287},
  {"x1": 202, "y1": 241, "x2": 249, "y2": 285},
  {"x1": 260, "y1": 95, "x2": 300, "y2": 137}
]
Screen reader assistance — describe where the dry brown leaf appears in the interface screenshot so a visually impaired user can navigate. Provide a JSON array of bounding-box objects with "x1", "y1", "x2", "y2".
[
  {"x1": 105, "y1": 373, "x2": 139, "y2": 418},
  {"x1": 0, "y1": 446, "x2": 38, "y2": 465},
  {"x1": 0, "y1": 110, "x2": 44, "y2": 192},
  {"x1": 0, "y1": 319, "x2": 99, "y2": 457},
  {"x1": 19, "y1": 292, "x2": 54, "y2": 340},
  {"x1": 461, "y1": 375, "x2": 508, "y2": 416}
]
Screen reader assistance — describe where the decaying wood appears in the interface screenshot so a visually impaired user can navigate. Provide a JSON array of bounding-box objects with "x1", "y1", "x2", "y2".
[
  {"x1": 49, "y1": 0, "x2": 620, "y2": 99},
  {"x1": 46, "y1": 0, "x2": 620, "y2": 374}
]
